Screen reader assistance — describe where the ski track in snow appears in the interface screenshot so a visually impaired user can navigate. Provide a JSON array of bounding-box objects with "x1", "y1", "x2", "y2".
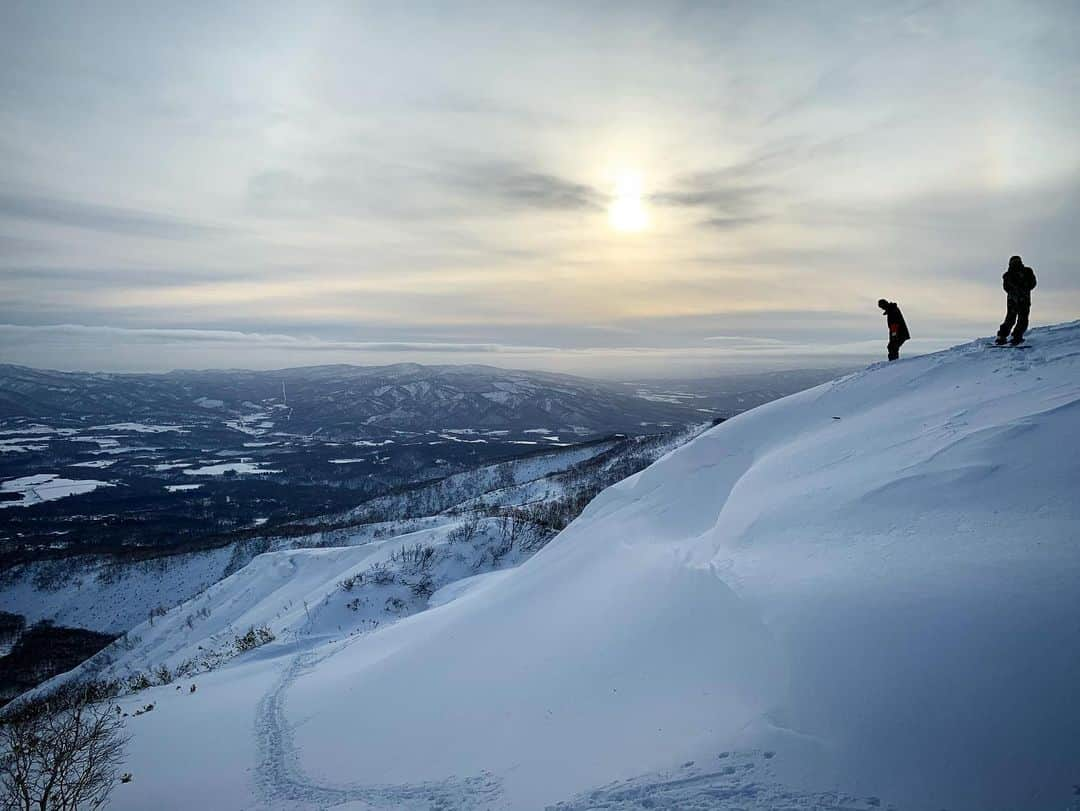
[
  {"x1": 254, "y1": 644, "x2": 503, "y2": 809},
  {"x1": 253, "y1": 648, "x2": 876, "y2": 811},
  {"x1": 253, "y1": 646, "x2": 882, "y2": 811}
]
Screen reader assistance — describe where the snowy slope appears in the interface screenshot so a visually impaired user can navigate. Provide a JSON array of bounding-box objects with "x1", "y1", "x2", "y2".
[
  {"x1": 18, "y1": 430, "x2": 704, "y2": 688},
  {"x1": 0, "y1": 547, "x2": 237, "y2": 634},
  {"x1": 44, "y1": 517, "x2": 537, "y2": 691},
  {"x1": 0, "y1": 436, "x2": 629, "y2": 635},
  {"x1": 44, "y1": 323, "x2": 1080, "y2": 810}
]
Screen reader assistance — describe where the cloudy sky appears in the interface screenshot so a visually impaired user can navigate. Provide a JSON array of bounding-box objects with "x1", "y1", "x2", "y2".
[{"x1": 1, "y1": 1, "x2": 1078, "y2": 377}]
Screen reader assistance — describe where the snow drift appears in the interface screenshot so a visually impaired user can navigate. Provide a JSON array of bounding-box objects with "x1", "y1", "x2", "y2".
[{"x1": 87, "y1": 324, "x2": 1080, "y2": 809}]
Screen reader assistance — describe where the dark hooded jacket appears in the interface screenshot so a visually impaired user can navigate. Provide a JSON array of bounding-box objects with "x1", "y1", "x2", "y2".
[
  {"x1": 881, "y1": 301, "x2": 910, "y2": 342},
  {"x1": 1003, "y1": 257, "x2": 1037, "y2": 301}
]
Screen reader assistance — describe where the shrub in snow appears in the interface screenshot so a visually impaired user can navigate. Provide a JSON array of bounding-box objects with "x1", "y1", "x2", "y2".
[
  {"x1": 126, "y1": 673, "x2": 152, "y2": 692},
  {"x1": 233, "y1": 625, "x2": 275, "y2": 653},
  {"x1": 446, "y1": 516, "x2": 481, "y2": 545},
  {"x1": 367, "y1": 563, "x2": 395, "y2": 586},
  {"x1": 405, "y1": 573, "x2": 436, "y2": 599},
  {"x1": 338, "y1": 574, "x2": 361, "y2": 592},
  {"x1": 172, "y1": 660, "x2": 196, "y2": 682},
  {"x1": 389, "y1": 543, "x2": 436, "y2": 572}
]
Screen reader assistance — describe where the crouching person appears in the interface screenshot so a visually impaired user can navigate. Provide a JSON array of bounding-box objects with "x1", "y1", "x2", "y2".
[{"x1": 878, "y1": 298, "x2": 910, "y2": 361}]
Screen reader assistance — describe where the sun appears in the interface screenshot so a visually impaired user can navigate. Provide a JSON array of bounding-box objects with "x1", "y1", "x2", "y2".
[{"x1": 609, "y1": 172, "x2": 648, "y2": 232}]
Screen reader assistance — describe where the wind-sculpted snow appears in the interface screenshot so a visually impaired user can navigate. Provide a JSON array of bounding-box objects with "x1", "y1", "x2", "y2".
[{"x1": 53, "y1": 323, "x2": 1080, "y2": 809}]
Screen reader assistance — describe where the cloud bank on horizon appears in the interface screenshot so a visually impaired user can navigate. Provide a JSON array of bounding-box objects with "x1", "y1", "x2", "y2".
[{"x1": 1, "y1": 1, "x2": 1078, "y2": 375}]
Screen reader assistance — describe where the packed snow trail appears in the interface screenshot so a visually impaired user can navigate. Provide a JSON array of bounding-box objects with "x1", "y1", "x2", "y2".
[
  {"x1": 253, "y1": 645, "x2": 501, "y2": 809},
  {"x1": 93, "y1": 323, "x2": 1080, "y2": 810}
]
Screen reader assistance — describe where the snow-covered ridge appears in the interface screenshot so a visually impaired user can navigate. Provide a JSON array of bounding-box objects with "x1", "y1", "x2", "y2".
[
  {"x1": 27, "y1": 324, "x2": 1080, "y2": 809},
  {"x1": 0, "y1": 429, "x2": 695, "y2": 637}
]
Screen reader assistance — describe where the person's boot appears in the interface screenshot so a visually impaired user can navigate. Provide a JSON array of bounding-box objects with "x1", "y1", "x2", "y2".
[
  {"x1": 995, "y1": 335, "x2": 1008, "y2": 345},
  {"x1": 1010, "y1": 335, "x2": 1025, "y2": 346}
]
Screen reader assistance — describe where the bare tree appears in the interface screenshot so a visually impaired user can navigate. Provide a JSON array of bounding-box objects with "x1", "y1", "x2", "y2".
[
  {"x1": 446, "y1": 514, "x2": 481, "y2": 545},
  {"x1": 0, "y1": 689, "x2": 128, "y2": 811}
]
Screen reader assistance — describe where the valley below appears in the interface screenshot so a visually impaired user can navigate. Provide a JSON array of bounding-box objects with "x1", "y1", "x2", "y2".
[{"x1": 0, "y1": 362, "x2": 839, "y2": 708}]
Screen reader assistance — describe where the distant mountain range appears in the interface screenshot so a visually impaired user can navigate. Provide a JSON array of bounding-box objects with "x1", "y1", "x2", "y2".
[
  {"x1": 0, "y1": 362, "x2": 846, "y2": 438},
  {"x1": 0, "y1": 363, "x2": 709, "y2": 439},
  {"x1": 0, "y1": 362, "x2": 843, "y2": 564}
]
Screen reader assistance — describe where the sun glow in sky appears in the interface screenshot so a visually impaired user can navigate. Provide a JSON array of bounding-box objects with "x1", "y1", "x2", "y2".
[
  {"x1": 0, "y1": 2, "x2": 1078, "y2": 376},
  {"x1": 609, "y1": 173, "x2": 648, "y2": 232}
]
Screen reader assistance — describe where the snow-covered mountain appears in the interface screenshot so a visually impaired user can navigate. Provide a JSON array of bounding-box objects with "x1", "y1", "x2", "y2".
[
  {"x1": 0, "y1": 430, "x2": 695, "y2": 636},
  {"x1": 23, "y1": 323, "x2": 1080, "y2": 809},
  {"x1": 0, "y1": 362, "x2": 712, "y2": 438},
  {"x1": 0, "y1": 363, "x2": 833, "y2": 563}
]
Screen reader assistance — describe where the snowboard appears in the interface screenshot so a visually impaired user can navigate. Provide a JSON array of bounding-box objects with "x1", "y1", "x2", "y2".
[{"x1": 989, "y1": 342, "x2": 1032, "y2": 349}]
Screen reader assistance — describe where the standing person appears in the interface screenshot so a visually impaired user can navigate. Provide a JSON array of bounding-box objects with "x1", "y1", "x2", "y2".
[
  {"x1": 996, "y1": 255, "x2": 1037, "y2": 345},
  {"x1": 878, "y1": 298, "x2": 910, "y2": 361}
]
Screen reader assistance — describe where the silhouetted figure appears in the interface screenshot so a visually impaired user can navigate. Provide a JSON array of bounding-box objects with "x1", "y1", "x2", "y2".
[
  {"x1": 878, "y1": 299, "x2": 910, "y2": 361},
  {"x1": 996, "y1": 255, "x2": 1037, "y2": 345}
]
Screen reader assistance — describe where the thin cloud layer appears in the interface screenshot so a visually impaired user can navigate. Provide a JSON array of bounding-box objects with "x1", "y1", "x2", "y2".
[
  {"x1": 0, "y1": 2, "x2": 1077, "y2": 375},
  {"x1": 0, "y1": 323, "x2": 955, "y2": 377},
  {"x1": 460, "y1": 164, "x2": 604, "y2": 211},
  {"x1": 0, "y1": 191, "x2": 226, "y2": 239},
  {"x1": 0, "y1": 323, "x2": 552, "y2": 353}
]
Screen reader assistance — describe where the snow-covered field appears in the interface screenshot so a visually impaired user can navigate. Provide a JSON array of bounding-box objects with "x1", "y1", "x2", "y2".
[
  {"x1": 68, "y1": 459, "x2": 117, "y2": 469},
  {"x1": 19, "y1": 323, "x2": 1080, "y2": 809},
  {"x1": 182, "y1": 461, "x2": 282, "y2": 476},
  {"x1": 90, "y1": 423, "x2": 187, "y2": 434},
  {"x1": 0, "y1": 438, "x2": 49, "y2": 454},
  {"x1": 0, "y1": 473, "x2": 113, "y2": 508}
]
